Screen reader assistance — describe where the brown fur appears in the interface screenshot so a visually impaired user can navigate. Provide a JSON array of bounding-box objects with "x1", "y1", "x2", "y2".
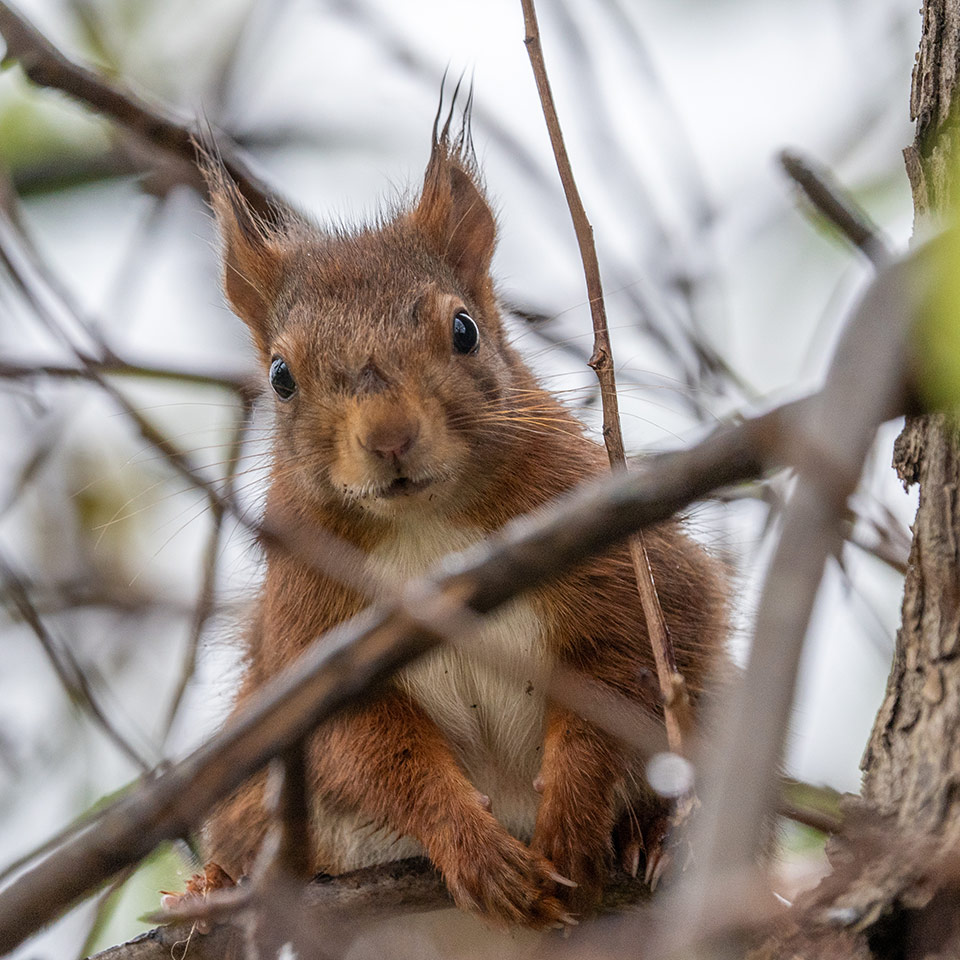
[{"x1": 200, "y1": 110, "x2": 728, "y2": 929}]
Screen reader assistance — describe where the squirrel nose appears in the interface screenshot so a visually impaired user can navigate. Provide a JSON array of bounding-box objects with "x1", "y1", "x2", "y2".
[{"x1": 360, "y1": 418, "x2": 420, "y2": 461}]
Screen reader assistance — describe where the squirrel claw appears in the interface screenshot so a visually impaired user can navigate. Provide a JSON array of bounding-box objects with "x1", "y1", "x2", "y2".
[
  {"x1": 644, "y1": 846, "x2": 669, "y2": 889},
  {"x1": 613, "y1": 810, "x2": 647, "y2": 880},
  {"x1": 640, "y1": 810, "x2": 676, "y2": 889},
  {"x1": 621, "y1": 840, "x2": 642, "y2": 879},
  {"x1": 547, "y1": 870, "x2": 578, "y2": 888}
]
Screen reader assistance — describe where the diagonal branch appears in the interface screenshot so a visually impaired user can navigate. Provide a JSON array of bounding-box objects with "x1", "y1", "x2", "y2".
[{"x1": 779, "y1": 150, "x2": 895, "y2": 268}]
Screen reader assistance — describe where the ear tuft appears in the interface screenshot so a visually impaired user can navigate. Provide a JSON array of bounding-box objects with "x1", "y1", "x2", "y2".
[
  {"x1": 199, "y1": 148, "x2": 287, "y2": 350},
  {"x1": 412, "y1": 89, "x2": 496, "y2": 302}
]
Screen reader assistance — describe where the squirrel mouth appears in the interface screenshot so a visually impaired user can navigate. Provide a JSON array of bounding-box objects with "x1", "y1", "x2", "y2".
[{"x1": 378, "y1": 476, "x2": 433, "y2": 499}]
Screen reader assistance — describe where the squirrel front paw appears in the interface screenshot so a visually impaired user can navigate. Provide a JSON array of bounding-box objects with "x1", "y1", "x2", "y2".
[
  {"x1": 434, "y1": 818, "x2": 574, "y2": 929},
  {"x1": 531, "y1": 813, "x2": 612, "y2": 917},
  {"x1": 160, "y1": 862, "x2": 236, "y2": 934}
]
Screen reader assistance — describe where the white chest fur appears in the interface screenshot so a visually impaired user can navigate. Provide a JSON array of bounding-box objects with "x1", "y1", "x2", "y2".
[
  {"x1": 375, "y1": 520, "x2": 549, "y2": 835},
  {"x1": 315, "y1": 519, "x2": 549, "y2": 871}
]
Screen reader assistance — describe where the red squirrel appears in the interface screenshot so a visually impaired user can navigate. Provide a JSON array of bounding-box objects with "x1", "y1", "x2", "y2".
[{"x1": 194, "y1": 101, "x2": 728, "y2": 929}]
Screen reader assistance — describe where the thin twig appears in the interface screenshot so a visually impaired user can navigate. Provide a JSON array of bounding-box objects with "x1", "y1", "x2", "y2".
[
  {"x1": 520, "y1": 0, "x2": 690, "y2": 752},
  {"x1": 777, "y1": 802, "x2": 842, "y2": 838},
  {"x1": 0, "y1": 357, "x2": 257, "y2": 397},
  {"x1": 842, "y1": 522, "x2": 910, "y2": 576}
]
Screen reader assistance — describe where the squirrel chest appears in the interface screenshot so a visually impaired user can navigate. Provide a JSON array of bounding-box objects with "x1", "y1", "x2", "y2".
[{"x1": 373, "y1": 522, "x2": 549, "y2": 850}]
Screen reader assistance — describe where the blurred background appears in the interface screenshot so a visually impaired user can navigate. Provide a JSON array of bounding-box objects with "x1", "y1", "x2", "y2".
[{"x1": 0, "y1": 0, "x2": 919, "y2": 955}]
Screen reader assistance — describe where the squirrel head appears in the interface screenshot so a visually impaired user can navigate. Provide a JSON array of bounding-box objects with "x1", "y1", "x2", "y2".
[{"x1": 205, "y1": 109, "x2": 552, "y2": 523}]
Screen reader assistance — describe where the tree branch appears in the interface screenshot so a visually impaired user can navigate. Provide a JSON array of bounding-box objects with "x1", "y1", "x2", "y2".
[
  {"x1": 779, "y1": 150, "x2": 895, "y2": 268},
  {"x1": 88, "y1": 859, "x2": 651, "y2": 960}
]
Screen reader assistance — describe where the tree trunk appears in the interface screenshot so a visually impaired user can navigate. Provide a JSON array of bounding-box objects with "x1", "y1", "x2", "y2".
[
  {"x1": 861, "y1": 415, "x2": 960, "y2": 837},
  {"x1": 862, "y1": 0, "x2": 960, "y2": 846}
]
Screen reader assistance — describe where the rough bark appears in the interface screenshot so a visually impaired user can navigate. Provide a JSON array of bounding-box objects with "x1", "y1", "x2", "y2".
[
  {"x1": 903, "y1": 0, "x2": 960, "y2": 219},
  {"x1": 862, "y1": 414, "x2": 960, "y2": 838},
  {"x1": 862, "y1": 0, "x2": 960, "y2": 844}
]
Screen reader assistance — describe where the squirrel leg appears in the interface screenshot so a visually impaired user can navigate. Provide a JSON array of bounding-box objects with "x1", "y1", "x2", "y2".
[
  {"x1": 203, "y1": 767, "x2": 271, "y2": 882},
  {"x1": 311, "y1": 691, "x2": 571, "y2": 929},
  {"x1": 530, "y1": 705, "x2": 626, "y2": 916}
]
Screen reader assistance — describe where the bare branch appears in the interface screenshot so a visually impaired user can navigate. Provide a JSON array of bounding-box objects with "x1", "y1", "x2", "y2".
[
  {"x1": 0, "y1": 357, "x2": 258, "y2": 398},
  {"x1": 0, "y1": 0, "x2": 278, "y2": 218},
  {"x1": 779, "y1": 150, "x2": 895, "y2": 268},
  {"x1": 777, "y1": 801, "x2": 843, "y2": 837}
]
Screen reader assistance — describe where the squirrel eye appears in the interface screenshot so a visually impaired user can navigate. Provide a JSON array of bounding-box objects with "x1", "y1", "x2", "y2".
[
  {"x1": 269, "y1": 356, "x2": 297, "y2": 401},
  {"x1": 452, "y1": 310, "x2": 479, "y2": 355}
]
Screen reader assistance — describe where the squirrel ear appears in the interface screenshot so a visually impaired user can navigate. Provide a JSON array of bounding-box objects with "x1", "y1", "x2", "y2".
[
  {"x1": 413, "y1": 145, "x2": 496, "y2": 302},
  {"x1": 203, "y1": 162, "x2": 286, "y2": 350}
]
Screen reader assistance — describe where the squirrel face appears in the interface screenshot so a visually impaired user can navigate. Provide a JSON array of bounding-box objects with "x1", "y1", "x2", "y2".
[{"x1": 206, "y1": 134, "x2": 543, "y2": 521}]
